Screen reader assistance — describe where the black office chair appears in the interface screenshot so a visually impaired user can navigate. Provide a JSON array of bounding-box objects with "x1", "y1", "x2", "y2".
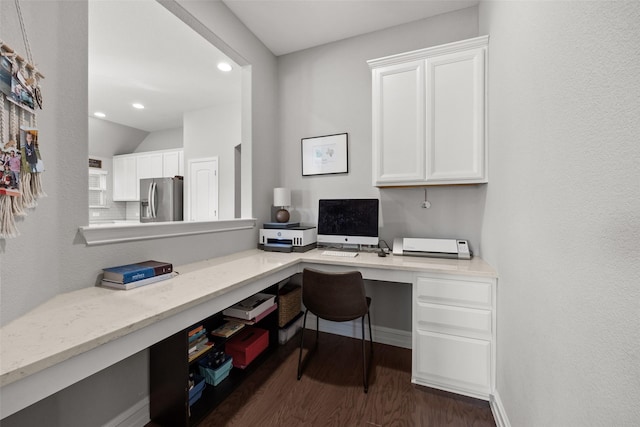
[{"x1": 297, "y1": 268, "x2": 373, "y2": 392}]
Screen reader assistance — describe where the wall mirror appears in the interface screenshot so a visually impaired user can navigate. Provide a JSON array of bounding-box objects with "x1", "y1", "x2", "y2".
[{"x1": 86, "y1": 0, "x2": 251, "y2": 234}]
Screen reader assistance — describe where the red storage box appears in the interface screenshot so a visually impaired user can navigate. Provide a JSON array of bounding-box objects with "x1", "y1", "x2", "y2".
[{"x1": 225, "y1": 327, "x2": 269, "y2": 369}]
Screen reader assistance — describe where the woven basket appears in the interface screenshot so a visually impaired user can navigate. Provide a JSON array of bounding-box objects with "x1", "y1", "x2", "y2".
[{"x1": 278, "y1": 284, "x2": 301, "y2": 327}]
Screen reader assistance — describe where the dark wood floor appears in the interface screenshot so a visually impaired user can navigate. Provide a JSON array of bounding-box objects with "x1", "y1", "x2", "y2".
[{"x1": 199, "y1": 331, "x2": 496, "y2": 427}]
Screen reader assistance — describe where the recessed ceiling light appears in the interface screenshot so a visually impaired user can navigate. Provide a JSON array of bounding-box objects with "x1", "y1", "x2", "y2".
[
  {"x1": 94, "y1": 112, "x2": 106, "y2": 118},
  {"x1": 217, "y1": 62, "x2": 232, "y2": 72},
  {"x1": 132, "y1": 103, "x2": 145, "y2": 109}
]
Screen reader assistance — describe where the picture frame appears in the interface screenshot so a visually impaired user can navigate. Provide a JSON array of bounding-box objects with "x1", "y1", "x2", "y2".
[{"x1": 301, "y1": 132, "x2": 348, "y2": 176}]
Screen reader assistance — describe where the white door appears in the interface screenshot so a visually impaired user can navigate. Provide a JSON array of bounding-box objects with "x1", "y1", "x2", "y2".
[{"x1": 188, "y1": 157, "x2": 218, "y2": 221}]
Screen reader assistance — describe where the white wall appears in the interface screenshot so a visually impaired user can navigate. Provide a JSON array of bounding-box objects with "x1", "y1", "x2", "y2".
[
  {"x1": 134, "y1": 127, "x2": 183, "y2": 152},
  {"x1": 88, "y1": 118, "x2": 149, "y2": 223},
  {"x1": 88, "y1": 117, "x2": 149, "y2": 157},
  {"x1": 0, "y1": 0, "x2": 275, "y2": 323},
  {"x1": 278, "y1": 6, "x2": 483, "y2": 250},
  {"x1": 277, "y1": 7, "x2": 481, "y2": 330},
  {"x1": 166, "y1": 0, "x2": 280, "y2": 223},
  {"x1": 183, "y1": 102, "x2": 241, "y2": 219},
  {"x1": 479, "y1": 1, "x2": 640, "y2": 425},
  {"x1": 6, "y1": 1, "x2": 639, "y2": 425},
  {"x1": 1, "y1": 0, "x2": 278, "y2": 425}
]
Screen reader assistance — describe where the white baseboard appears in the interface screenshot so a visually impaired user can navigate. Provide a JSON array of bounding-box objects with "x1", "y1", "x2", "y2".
[
  {"x1": 304, "y1": 314, "x2": 412, "y2": 349},
  {"x1": 490, "y1": 391, "x2": 511, "y2": 427},
  {"x1": 103, "y1": 397, "x2": 149, "y2": 427}
]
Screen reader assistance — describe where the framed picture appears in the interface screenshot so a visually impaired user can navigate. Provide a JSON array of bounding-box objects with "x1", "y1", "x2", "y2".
[{"x1": 301, "y1": 132, "x2": 348, "y2": 176}]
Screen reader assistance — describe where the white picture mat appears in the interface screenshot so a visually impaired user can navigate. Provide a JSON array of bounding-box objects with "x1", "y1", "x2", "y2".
[{"x1": 301, "y1": 133, "x2": 348, "y2": 176}]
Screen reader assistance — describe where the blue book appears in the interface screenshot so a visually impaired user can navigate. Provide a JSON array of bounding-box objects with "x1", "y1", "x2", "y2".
[{"x1": 102, "y1": 263, "x2": 156, "y2": 284}]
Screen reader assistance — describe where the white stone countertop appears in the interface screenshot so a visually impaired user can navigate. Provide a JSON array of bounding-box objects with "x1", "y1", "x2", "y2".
[{"x1": 0, "y1": 249, "x2": 497, "y2": 388}]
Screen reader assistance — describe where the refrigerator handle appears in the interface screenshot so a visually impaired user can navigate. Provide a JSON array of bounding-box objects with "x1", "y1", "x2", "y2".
[
  {"x1": 150, "y1": 181, "x2": 157, "y2": 218},
  {"x1": 146, "y1": 181, "x2": 153, "y2": 218}
]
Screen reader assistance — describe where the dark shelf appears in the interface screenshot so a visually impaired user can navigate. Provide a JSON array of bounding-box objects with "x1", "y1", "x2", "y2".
[
  {"x1": 149, "y1": 283, "x2": 283, "y2": 427},
  {"x1": 188, "y1": 344, "x2": 277, "y2": 425}
]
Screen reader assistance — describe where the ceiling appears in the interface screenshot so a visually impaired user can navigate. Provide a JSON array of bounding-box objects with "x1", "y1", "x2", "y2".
[
  {"x1": 88, "y1": 0, "x2": 242, "y2": 133},
  {"x1": 222, "y1": 0, "x2": 478, "y2": 56},
  {"x1": 89, "y1": 0, "x2": 477, "y2": 133}
]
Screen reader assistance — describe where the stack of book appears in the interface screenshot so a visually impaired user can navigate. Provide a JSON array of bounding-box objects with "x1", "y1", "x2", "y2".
[
  {"x1": 101, "y1": 260, "x2": 175, "y2": 290},
  {"x1": 222, "y1": 293, "x2": 278, "y2": 325},
  {"x1": 188, "y1": 325, "x2": 213, "y2": 362}
]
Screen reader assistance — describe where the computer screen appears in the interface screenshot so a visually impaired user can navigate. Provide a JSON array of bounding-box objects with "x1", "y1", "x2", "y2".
[{"x1": 317, "y1": 199, "x2": 379, "y2": 247}]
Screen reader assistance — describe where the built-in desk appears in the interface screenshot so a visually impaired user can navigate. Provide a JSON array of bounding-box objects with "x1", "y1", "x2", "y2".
[{"x1": 0, "y1": 249, "x2": 497, "y2": 418}]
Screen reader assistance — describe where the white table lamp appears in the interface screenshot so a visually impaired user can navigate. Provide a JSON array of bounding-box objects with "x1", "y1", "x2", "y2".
[{"x1": 273, "y1": 187, "x2": 291, "y2": 223}]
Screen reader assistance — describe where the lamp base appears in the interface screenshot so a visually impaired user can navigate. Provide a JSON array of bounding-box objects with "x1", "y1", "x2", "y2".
[{"x1": 275, "y1": 208, "x2": 290, "y2": 223}]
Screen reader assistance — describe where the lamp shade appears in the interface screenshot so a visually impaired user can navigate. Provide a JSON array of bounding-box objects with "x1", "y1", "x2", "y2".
[{"x1": 273, "y1": 188, "x2": 291, "y2": 207}]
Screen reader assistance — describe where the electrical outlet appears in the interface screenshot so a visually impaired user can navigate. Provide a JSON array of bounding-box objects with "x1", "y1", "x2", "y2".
[{"x1": 421, "y1": 201, "x2": 431, "y2": 209}]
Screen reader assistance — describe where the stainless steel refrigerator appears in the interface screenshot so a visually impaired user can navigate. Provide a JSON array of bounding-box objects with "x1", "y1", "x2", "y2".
[{"x1": 140, "y1": 177, "x2": 183, "y2": 223}]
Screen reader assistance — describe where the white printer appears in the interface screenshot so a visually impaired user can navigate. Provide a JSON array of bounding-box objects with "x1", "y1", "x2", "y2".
[
  {"x1": 392, "y1": 238, "x2": 472, "y2": 260},
  {"x1": 259, "y1": 223, "x2": 317, "y2": 253}
]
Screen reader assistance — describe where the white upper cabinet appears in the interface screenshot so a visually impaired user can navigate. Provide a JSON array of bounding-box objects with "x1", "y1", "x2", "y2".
[
  {"x1": 162, "y1": 149, "x2": 183, "y2": 177},
  {"x1": 368, "y1": 36, "x2": 488, "y2": 187},
  {"x1": 112, "y1": 149, "x2": 183, "y2": 201},
  {"x1": 136, "y1": 152, "x2": 163, "y2": 181},
  {"x1": 372, "y1": 59, "x2": 426, "y2": 184}
]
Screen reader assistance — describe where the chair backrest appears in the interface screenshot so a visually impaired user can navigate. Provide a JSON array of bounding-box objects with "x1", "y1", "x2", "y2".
[{"x1": 302, "y1": 268, "x2": 368, "y2": 322}]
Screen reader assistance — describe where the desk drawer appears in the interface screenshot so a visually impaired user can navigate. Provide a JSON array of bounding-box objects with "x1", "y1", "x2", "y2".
[
  {"x1": 414, "y1": 329, "x2": 491, "y2": 395},
  {"x1": 416, "y1": 276, "x2": 492, "y2": 308},
  {"x1": 415, "y1": 302, "x2": 491, "y2": 338}
]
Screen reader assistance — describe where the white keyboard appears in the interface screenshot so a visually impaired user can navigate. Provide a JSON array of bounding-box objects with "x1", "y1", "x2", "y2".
[{"x1": 320, "y1": 250, "x2": 359, "y2": 258}]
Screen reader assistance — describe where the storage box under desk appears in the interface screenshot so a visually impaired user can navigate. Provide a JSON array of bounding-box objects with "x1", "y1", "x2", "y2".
[
  {"x1": 198, "y1": 354, "x2": 233, "y2": 386},
  {"x1": 225, "y1": 327, "x2": 269, "y2": 369},
  {"x1": 278, "y1": 284, "x2": 301, "y2": 327},
  {"x1": 188, "y1": 374, "x2": 206, "y2": 407}
]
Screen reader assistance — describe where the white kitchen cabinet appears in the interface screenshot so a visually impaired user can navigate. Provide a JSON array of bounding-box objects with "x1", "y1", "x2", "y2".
[
  {"x1": 369, "y1": 36, "x2": 488, "y2": 187},
  {"x1": 112, "y1": 149, "x2": 183, "y2": 201},
  {"x1": 112, "y1": 155, "x2": 138, "y2": 201},
  {"x1": 412, "y1": 273, "x2": 496, "y2": 400},
  {"x1": 163, "y1": 149, "x2": 183, "y2": 177},
  {"x1": 136, "y1": 153, "x2": 163, "y2": 180}
]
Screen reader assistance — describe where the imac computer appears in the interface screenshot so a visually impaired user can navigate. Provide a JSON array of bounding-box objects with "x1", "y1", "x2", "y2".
[{"x1": 317, "y1": 199, "x2": 379, "y2": 248}]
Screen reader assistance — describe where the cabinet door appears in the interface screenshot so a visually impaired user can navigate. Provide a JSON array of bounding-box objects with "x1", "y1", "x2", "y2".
[
  {"x1": 372, "y1": 60, "x2": 425, "y2": 186},
  {"x1": 112, "y1": 155, "x2": 137, "y2": 201},
  {"x1": 163, "y1": 150, "x2": 183, "y2": 178},
  {"x1": 136, "y1": 153, "x2": 163, "y2": 200},
  {"x1": 137, "y1": 153, "x2": 163, "y2": 180},
  {"x1": 413, "y1": 329, "x2": 491, "y2": 398},
  {"x1": 425, "y1": 46, "x2": 486, "y2": 183}
]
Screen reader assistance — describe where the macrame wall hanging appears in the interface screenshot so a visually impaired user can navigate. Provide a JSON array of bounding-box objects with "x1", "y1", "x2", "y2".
[{"x1": 0, "y1": 0, "x2": 46, "y2": 239}]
